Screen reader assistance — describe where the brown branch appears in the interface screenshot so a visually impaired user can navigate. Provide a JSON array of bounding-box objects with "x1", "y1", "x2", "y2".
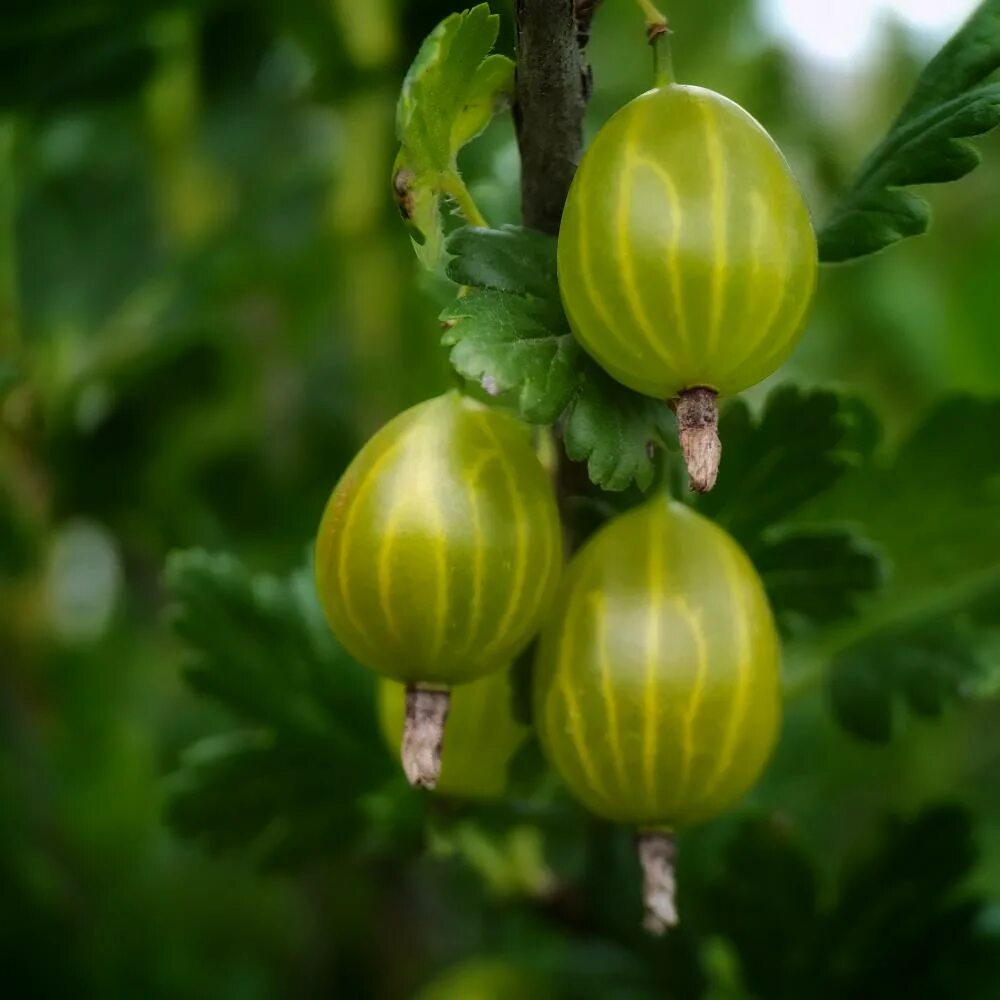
[{"x1": 514, "y1": 0, "x2": 599, "y2": 234}]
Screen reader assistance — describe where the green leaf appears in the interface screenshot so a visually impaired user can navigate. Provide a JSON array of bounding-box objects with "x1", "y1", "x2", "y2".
[
  {"x1": 164, "y1": 551, "x2": 402, "y2": 862},
  {"x1": 393, "y1": 5, "x2": 514, "y2": 267},
  {"x1": 442, "y1": 288, "x2": 580, "y2": 424},
  {"x1": 704, "y1": 806, "x2": 1000, "y2": 998},
  {"x1": 442, "y1": 225, "x2": 673, "y2": 492},
  {"x1": 819, "y1": 1, "x2": 1000, "y2": 262},
  {"x1": 802, "y1": 396, "x2": 1000, "y2": 738},
  {"x1": 754, "y1": 526, "x2": 884, "y2": 631},
  {"x1": 692, "y1": 387, "x2": 885, "y2": 630},
  {"x1": 828, "y1": 618, "x2": 992, "y2": 742},
  {"x1": 445, "y1": 225, "x2": 558, "y2": 298},
  {"x1": 696, "y1": 387, "x2": 869, "y2": 544},
  {"x1": 562, "y1": 366, "x2": 672, "y2": 493}
]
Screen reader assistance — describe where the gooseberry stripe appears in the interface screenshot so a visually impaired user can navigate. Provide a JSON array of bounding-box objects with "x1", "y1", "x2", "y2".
[
  {"x1": 619, "y1": 117, "x2": 684, "y2": 372},
  {"x1": 700, "y1": 534, "x2": 753, "y2": 798},
  {"x1": 571, "y1": 169, "x2": 638, "y2": 364},
  {"x1": 376, "y1": 473, "x2": 407, "y2": 644},
  {"x1": 643, "y1": 506, "x2": 666, "y2": 812},
  {"x1": 458, "y1": 450, "x2": 496, "y2": 654},
  {"x1": 336, "y1": 443, "x2": 403, "y2": 648},
  {"x1": 674, "y1": 598, "x2": 709, "y2": 800},
  {"x1": 699, "y1": 99, "x2": 729, "y2": 356},
  {"x1": 475, "y1": 413, "x2": 529, "y2": 657},
  {"x1": 556, "y1": 585, "x2": 610, "y2": 802},
  {"x1": 634, "y1": 154, "x2": 692, "y2": 365},
  {"x1": 422, "y1": 430, "x2": 450, "y2": 661},
  {"x1": 590, "y1": 590, "x2": 628, "y2": 794}
]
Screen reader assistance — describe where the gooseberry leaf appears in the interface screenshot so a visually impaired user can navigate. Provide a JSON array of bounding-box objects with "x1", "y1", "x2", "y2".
[
  {"x1": 164, "y1": 551, "x2": 402, "y2": 864},
  {"x1": 442, "y1": 225, "x2": 672, "y2": 492},
  {"x1": 805, "y1": 396, "x2": 1000, "y2": 740},
  {"x1": 828, "y1": 616, "x2": 995, "y2": 742},
  {"x1": 819, "y1": 0, "x2": 1000, "y2": 262},
  {"x1": 692, "y1": 386, "x2": 885, "y2": 630},
  {"x1": 754, "y1": 526, "x2": 884, "y2": 630},
  {"x1": 393, "y1": 5, "x2": 514, "y2": 267},
  {"x1": 704, "y1": 807, "x2": 999, "y2": 998}
]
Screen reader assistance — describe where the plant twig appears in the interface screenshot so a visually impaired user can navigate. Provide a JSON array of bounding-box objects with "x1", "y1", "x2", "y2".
[{"x1": 514, "y1": 0, "x2": 598, "y2": 234}]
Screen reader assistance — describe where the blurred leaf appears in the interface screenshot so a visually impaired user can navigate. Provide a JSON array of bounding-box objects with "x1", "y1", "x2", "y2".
[
  {"x1": 696, "y1": 387, "x2": 869, "y2": 543},
  {"x1": 393, "y1": 5, "x2": 514, "y2": 266},
  {"x1": 442, "y1": 226, "x2": 672, "y2": 491},
  {"x1": 164, "y1": 551, "x2": 400, "y2": 863},
  {"x1": 754, "y1": 526, "x2": 884, "y2": 630},
  {"x1": 168, "y1": 731, "x2": 371, "y2": 867},
  {"x1": 0, "y1": 5, "x2": 159, "y2": 113},
  {"x1": 819, "y1": 805, "x2": 1000, "y2": 999},
  {"x1": 829, "y1": 617, "x2": 993, "y2": 742},
  {"x1": 701, "y1": 817, "x2": 819, "y2": 998},
  {"x1": 703, "y1": 806, "x2": 1000, "y2": 999},
  {"x1": 693, "y1": 387, "x2": 885, "y2": 630},
  {"x1": 819, "y1": 1, "x2": 1000, "y2": 262},
  {"x1": 803, "y1": 396, "x2": 1000, "y2": 736}
]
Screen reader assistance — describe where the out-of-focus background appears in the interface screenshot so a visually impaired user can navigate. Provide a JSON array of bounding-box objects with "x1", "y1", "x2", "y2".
[{"x1": 2, "y1": 0, "x2": 999, "y2": 997}]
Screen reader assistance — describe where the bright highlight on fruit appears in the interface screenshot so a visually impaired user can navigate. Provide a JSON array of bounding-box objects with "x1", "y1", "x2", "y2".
[
  {"x1": 534, "y1": 497, "x2": 781, "y2": 932},
  {"x1": 558, "y1": 82, "x2": 817, "y2": 491},
  {"x1": 315, "y1": 392, "x2": 562, "y2": 789}
]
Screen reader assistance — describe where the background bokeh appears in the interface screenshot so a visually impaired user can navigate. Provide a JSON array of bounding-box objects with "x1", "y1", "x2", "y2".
[{"x1": 2, "y1": 1, "x2": 999, "y2": 997}]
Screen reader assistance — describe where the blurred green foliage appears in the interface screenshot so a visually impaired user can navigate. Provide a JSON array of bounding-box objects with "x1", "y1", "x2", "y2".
[{"x1": 2, "y1": 1, "x2": 1000, "y2": 997}]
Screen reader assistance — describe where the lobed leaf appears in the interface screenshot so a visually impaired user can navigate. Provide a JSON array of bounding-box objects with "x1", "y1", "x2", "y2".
[
  {"x1": 393, "y1": 5, "x2": 514, "y2": 267},
  {"x1": 705, "y1": 806, "x2": 1000, "y2": 998},
  {"x1": 691, "y1": 386, "x2": 885, "y2": 630},
  {"x1": 164, "y1": 551, "x2": 403, "y2": 861},
  {"x1": 442, "y1": 225, "x2": 673, "y2": 492},
  {"x1": 804, "y1": 396, "x2": 1000, "y2": 739},
  {"x1": 828, "y1": 617, "x2": 993, "y2": 742},
  {"x1": 819, "y1": 0, "x2": 1000, "y2": 262}
]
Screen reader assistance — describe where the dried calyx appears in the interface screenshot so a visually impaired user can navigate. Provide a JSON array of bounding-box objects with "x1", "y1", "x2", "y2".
[
  {"x1": 401, "y1": 686, "x2": 450, "y2": 789},
  {"x1": 675, "y1": 387, "x2": 721, "y2": 493}
]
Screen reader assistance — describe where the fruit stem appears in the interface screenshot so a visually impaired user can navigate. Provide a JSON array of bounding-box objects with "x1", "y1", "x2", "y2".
[
  {"x1": 634, "y1": 0, "x2": 674, "y2": 87},
  {"x1": 637, "y1": 830, "x2": 678, "y2": 934},
  {"x1": 402, "y1": 685, "x2": 450, "y2": 789},
  {"x1": 675, "y1": 387, "x2": 721, "y2": 493}
]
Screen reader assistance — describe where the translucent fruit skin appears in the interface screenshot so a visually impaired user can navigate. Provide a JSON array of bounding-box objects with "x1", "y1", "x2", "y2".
[
  {"x1": 314, "y1": 392, "x2": 562, "y2": 687},
  {"x1": 557, "y1": 84, "x2": 817, "y2": 399},
  {"x1": 534, "y1": 499, "x2": 780, "y2": 828},
  {"x1": 378, "y1": 668, "x2": 529, "y2": 799}
]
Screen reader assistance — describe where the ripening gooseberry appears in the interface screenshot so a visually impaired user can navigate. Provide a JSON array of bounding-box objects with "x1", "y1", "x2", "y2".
[
  {"x1": 534, "y1": 497, "x2": 780, "y2": 932},
  {"x1": 558, "y1": 83, "x2": 817, "y2": 491},
  {"x1": 315, "y1": 392, "x2": 562, "y2": 788}
]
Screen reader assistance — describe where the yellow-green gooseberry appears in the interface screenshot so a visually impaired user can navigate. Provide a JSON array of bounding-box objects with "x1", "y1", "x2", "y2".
[
  {"x1": 314, "y1": 391, "x2": 562, "y2": 788},
  {"x1": 558, "y1": 83, "x2": 817, "y2": 491},
  {"x1": 534, "y1": 497, "x2": 780, "y2": 932}
]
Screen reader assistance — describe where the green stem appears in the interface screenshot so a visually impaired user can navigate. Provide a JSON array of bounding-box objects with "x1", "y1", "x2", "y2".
[
  {"x1": 0, "y1": 116, "x2": 19, "y2": 355},
  {"x1": 634, "y1": 0, "x2": 674, "y2": 87},
  {"x1": 441, "y1": 170, "x2": 488, "y2": 228}
]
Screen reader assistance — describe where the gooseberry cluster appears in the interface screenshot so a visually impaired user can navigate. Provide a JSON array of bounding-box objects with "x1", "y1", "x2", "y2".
[{"x1": 315, "y1": 76, "x2": 811, "y2": 930}]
